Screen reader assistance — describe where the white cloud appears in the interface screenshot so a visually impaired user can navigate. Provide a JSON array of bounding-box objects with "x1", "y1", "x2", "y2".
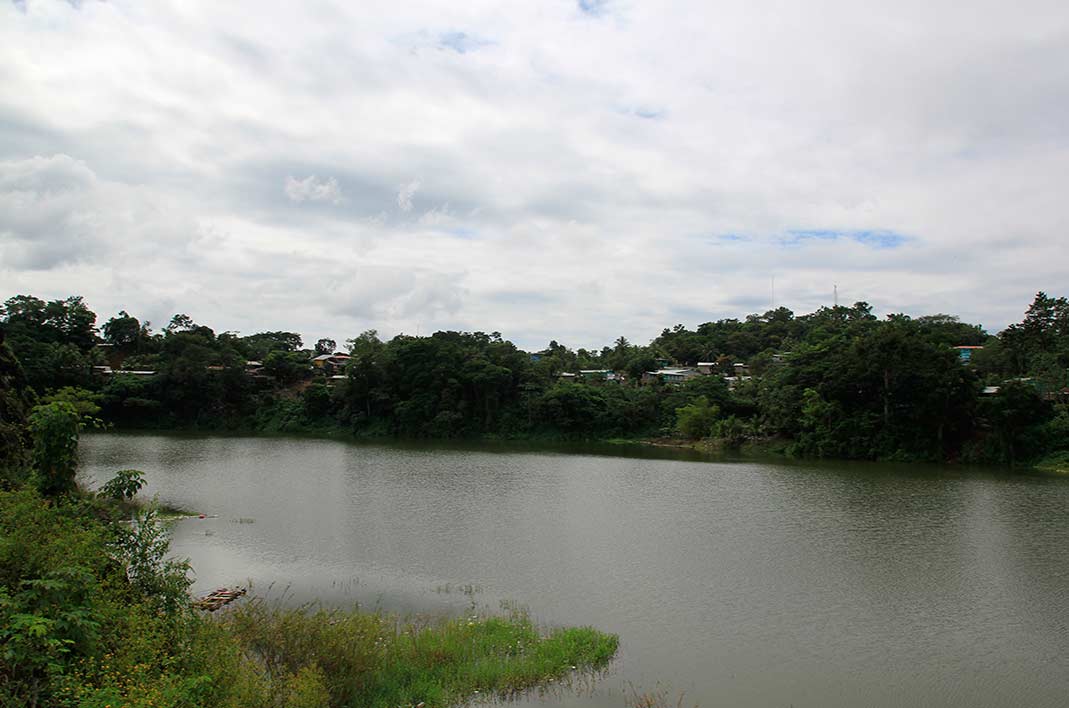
[
  {"x1": 284, "y1": 175, "x2": 343, "y2": 204},
  {"x1": 0, "y1": 154, "x2": 198, "y2": 271},
  {"x1": 396, "y1": 180, "x2": 421, "y2": 212},
  {"x1": 1, "y1": 0, "x2": 1068, "y2": 349}
]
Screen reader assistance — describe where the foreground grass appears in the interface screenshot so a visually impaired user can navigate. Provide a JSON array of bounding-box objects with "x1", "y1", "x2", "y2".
[{"x1": 222, "y1": 599, "x2": 619, "y2": 708}]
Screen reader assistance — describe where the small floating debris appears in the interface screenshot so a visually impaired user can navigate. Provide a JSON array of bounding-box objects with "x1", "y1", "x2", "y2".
[{"x1": 193, "y1": 586, "x2": 247, "y2": 612}]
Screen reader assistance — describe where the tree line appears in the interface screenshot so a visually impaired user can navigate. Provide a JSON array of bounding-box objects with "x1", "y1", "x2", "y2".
[{"x1": 1, "y1": 292, "x2": 1067, "y2": 466}]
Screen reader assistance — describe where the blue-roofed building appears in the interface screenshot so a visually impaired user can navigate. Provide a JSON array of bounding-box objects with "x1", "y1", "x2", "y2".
[{"x1": 952, "y1": 345, "x2": 983, "y2": 363}]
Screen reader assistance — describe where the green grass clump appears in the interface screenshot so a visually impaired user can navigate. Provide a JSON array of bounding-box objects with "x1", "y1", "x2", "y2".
[{"x1": 221, "y1": 599, "x2": 619, "y2": 708}]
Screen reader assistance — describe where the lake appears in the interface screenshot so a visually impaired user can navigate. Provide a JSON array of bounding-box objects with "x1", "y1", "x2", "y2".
[{"x1": 79, "y1": 433, "x2": 1069, "y2": 708}]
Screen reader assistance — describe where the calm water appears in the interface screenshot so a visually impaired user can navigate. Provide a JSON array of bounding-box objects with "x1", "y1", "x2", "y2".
[{"x1": 79, "y1": 433, "x2": 1069, "y2": 708}]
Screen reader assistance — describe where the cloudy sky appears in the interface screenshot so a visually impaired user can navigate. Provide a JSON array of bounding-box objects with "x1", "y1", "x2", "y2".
[{"x1": 2, "y1": 0, "x2": 1067, "y2": 350}]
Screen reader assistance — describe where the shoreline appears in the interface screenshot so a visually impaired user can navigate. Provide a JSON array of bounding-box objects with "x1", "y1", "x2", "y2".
[{"x1": 84, "y1": 425, "x2": 1060, "y2": 477}]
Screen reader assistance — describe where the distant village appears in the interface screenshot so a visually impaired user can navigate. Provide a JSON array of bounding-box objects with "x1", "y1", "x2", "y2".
[
  {"x1": 85, "y1": 342, "x2": 1069, "y2": 402},
  {"x1": 87, "y1": 341, "x2": 1055, "y2": 399}
]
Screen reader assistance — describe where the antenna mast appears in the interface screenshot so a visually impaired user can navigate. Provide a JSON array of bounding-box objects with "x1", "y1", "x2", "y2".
[{"x1": 834, "y1": 284, "x2": 838, "y2": 307}]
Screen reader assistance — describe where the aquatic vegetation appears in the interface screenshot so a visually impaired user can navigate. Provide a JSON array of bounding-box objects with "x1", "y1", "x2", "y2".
[{"x1": 222, "y1": 599, "x2": 619, "y2": 708}]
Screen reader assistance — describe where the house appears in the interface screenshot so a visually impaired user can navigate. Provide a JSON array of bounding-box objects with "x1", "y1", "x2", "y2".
[
  {"x1": 733, "y1": 362, "x2": 750, "y2": 376},
  {"x1": 953, "y1": 345, "x2": 983, "y2": 363},
  {"x1": 723, "y1": 375, "x2": 753, "y2": 391},
  {"x1": 559, "y1": 372, "x2": 577, "y2": 381},
  {"x1": 696, "y1": 362, "x2": 716, "y2": 375},
  {"x1": 242, "y1": 360, "x2": 272, "y2": 380},
  {"x1": 312, "y1": 353, "x2": 351, "y2": 374},
  {"x1": 643, "y1": 368, "x2": 700, "y2": 384},
  {"x1": 578, "y1": 369, "x2": 623, "y2": 382}
]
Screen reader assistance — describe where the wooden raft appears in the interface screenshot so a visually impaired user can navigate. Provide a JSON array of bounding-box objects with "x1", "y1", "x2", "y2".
[{"x1": 193, "y1": 586, "x2": 247, "y2": 611}]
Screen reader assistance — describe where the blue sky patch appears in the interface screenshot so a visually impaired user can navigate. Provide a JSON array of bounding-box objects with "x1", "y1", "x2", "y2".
[
  {"x1": 784, "y1": 229, "x2": 908, "y2": 249},
  {"x1": 615, "y1": 104, "x2": 667, "y2": 120},
  {"x1": 578, "y1": 0, "x2": 610, "y2": 17},
  {"x1": 437, "y1": 31, "x2": 493, "y2": 54},
  {"x1": 633, "y1": 106, "x2": 666, "y2": 120}
]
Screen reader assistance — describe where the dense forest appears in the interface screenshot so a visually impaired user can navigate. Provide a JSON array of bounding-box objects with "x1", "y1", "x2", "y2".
[{"x1": 2, "y1": 292, "x2": 1067, "y2": 468}]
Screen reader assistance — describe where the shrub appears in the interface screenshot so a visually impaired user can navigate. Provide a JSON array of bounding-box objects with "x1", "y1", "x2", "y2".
[
  {"x1": 28, "y1": 401, "x2": 81, "y2": 497},
  {"x1": 100, "y1": 469, "x2": 146, "y2": 502}
]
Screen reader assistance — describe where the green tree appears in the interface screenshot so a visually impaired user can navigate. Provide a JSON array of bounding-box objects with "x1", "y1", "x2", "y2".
[
  {"x1": 39, "y1": 387, "x2": 103, "y2": 419},
  {"x1": 977, "y1": 381, "x2": 1053, "y2": 465},
  {"x1": 0, "y1": 330, "x2": 36, "y2": 480},
  {"x1": 165, "y1": 313, "x2": 196, "y2": 333},
  {"x1": 536, "y1": 383, "x2": 607, "y2": 436},
  {"x1": 314, "y1": 338, "x2": 337, "y2": 356},
  {"x1": 264, "y1": 350, "x2": 309, "y2": 386},
  {"x1": 28, "y1": 402, "x2": 81, "y2": 497},
  {"x1": 99, "y1": 469, "x2": 145, "y2": 502},
  {"x1": 241, "y1": 330, "x2": 304, "y2": 360},
  {"x1": 102, "y1": 310, "x2": 142, "y2": 349},
  {"x1": 674, "y1": 396, "x2": 719, "y2": 440},
  {"x1": 301, "y1": 383, "x2": 333, "y2": 420}
]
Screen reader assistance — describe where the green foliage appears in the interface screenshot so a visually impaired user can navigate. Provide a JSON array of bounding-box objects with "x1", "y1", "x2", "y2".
[
  {"x1": 1035, "y1": 450, "x2": 1069, "y2": 474},
  {"x1": 102, "y1": 310, "x2": 144, "y2": 349},
  {"x1": 1, "y1": 295, "x2": 98, "y2": 391},
  {"x1": 967, "y1": 381, "x2": 1053, "y2": 465},
  {"x1": 0, "y1": 336, "x2": 35, "y2": 480},
  {"x1": 0, "y1": 488, "x2": 111, "y2": 706},
  {"x1": 674, "y1": 397, "x2": 719, "y2": 440},
  {"x1": 0, "y1": 487, "x2": 261, "y2": 708},
  {"x1": 112, "y1": 503, "x2": 193, "y2": 613},
  {"x1": 40, "y1": 386, "x2": 103, "y2": 419},
  {"x1": 1, "y1": 295, "x2": 98, "y2": 352},
  {"x1": 6, "y1": 290, "x2": 1069, "y2": 465},
  {"x1": 537, "y1": 383, "x2": 607, "y2": 437},
  {"x1": 713, "y1": 414, "x2": 750, "y2": 449},
  {"x1": 313, "y1": 338, "x2": 337, "y2": 356},
  {"x1": 0, "y1": 566, "x2": 102, "y2": 693},
  {"x1": 301, "y1": 383, "x2": 333, "y2": 420},
  {"x1": 222, "y1": 599, "x2": 618, "y2": 708},
  {"x1": 29, "y1": 402, "x2": 81, "y2": 497},
  {"x1": 264, "y1": 350, "x2": 310, "y2": 385},
  {"x1": 240, "y1": 330, "x2": 303, "y2": 360},
  {"x1": 100, "y1": 469, "x2": 146, "y2": 502}
]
